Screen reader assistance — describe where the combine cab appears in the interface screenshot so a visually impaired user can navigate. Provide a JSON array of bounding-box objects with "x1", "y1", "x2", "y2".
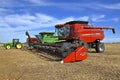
[{"x1": 26, "y1": 21, "x2": 115, "y2": 63}]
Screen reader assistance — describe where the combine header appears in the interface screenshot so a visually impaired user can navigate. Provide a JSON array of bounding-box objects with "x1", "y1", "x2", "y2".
[{"x1": 26, "y1": 21, "x2": 115, "y2": 63}]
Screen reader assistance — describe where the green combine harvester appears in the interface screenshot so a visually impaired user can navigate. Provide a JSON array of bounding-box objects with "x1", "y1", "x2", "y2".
[
  {"x1": 26, "y1": 31, "x2": 61, "y2": 50},
  {"x1": 3, "y1": 39, "x2": 23, "y2": 49}
]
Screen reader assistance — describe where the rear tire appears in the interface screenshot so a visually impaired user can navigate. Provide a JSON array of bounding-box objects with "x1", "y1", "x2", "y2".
[
  {"x1": 95, "y1": 43, "x2": 105, "y2": 53},
  {"x1": 6, "y1": 44, "x2": 11, "y2": 49},
  {"x1": 16, "y1": 43, "x2": 22, "y2": 49}
]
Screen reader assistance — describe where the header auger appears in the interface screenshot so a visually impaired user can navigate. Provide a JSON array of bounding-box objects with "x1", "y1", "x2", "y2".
[{"x1": 26, "y1": 21, "x2": 115, "y2": 63}]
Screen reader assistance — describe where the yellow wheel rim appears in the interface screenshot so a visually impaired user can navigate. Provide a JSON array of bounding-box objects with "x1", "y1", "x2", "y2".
[
  {"x1": 6, "y1": 45, "x2": 11, "y2": 49},
  {"x1": 16, "y1": 44, "x2": 22, "y2": 49}
]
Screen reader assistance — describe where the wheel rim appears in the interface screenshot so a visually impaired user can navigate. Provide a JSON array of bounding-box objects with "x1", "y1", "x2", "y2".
[
  {"x1": 99, "y1": 44, "x2": 104, "y2": 52},
  {"x1": 16, "y1": 44, "x2": 22, "y2": 49},
  {"x1": 6, "y1": 45, "x2": 11, "y2": 49}
]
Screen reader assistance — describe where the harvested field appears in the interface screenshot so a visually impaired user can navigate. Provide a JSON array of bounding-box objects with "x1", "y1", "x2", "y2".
[{"x1": 0, "y1": 44, "x2": 120, "y2": 80}]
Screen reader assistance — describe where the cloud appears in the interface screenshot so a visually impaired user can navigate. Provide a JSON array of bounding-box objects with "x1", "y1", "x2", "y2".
[
  {"x1": 0, "y1": 8, "x2": 7, "y2": 12},
  {"x1": 0, "y1": 0, "x2": 20, "y2": 7},
  {"x1": 97, "y1": 3, "x2": 120, "y2": 10},
  {"x1": 0, "y1": 13, "x2": 90, "y2": 31},
  {"x1": 0, "y1": 13, "x2": 56, "y2": 32},
  {"x1": 111, "y1": 18, "x2": 119, "y2": 22},
  {"x1": 0, "y1": 13, "x2": 90, "y2": 42},
  {"x1": 91, "y1": 15, "x2": 105, "y2": 22},
  {"x1": 27, "y1": 0, "x2": 120, "y2": 10},
  {"x1": 1, "y1": 0, "x2": 120, "y2": 10},
  {"x1": 77, "y1": 16, "x2": 89, "y2": 21},
  {"x1": 103, "y1": 37, "x2": 120, "y2": 43},
  {"x1": 0, "y1": 8, "x2": 11, "y2": 15},
  {"x1": 0, "y1": 0, "x2": 119, "y2": 43},
  {"x1": 90, "y1": 14, "x2": 119, "y2": 22},
  {"x1": 0, "y1": 12, "x2": 119, "y2": 43},
  {"x1": 27, "y1": 0, "x2": 48, "y2": 6}
]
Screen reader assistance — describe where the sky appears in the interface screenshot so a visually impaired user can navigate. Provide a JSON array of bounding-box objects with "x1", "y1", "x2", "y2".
[{"x1": 0, "y1": 0, "x2": 120, "y2": 43}]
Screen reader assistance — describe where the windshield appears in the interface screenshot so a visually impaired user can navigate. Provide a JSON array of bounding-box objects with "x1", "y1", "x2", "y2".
[{"x1": 55, "y1": 26, "x2": 70, "y2": 38}]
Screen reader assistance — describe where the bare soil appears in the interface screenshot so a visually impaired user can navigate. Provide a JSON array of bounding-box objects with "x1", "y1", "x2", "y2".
[{"x1": 0, "y1": 44, "x2": 120, "y2": 80}]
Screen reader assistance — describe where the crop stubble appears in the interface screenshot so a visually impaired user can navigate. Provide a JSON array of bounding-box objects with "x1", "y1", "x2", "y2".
[{"x1": 0, "y1": 44, "x2": 120, "y2": 80}]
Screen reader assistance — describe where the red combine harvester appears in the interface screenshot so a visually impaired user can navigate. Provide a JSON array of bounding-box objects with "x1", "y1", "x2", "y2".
[
  {"x1": 55, "y1": 21, "x2": 115, "y2": 53},
  {"x1": 26, "y1": 21, "x2": 115, "y2": 63}
]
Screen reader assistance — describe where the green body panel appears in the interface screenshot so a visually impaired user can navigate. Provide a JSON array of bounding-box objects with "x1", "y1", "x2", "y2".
[
  {"x1": 42, "y1": 36, "x2": 59, "y2": 44},
  {"x1": 3, "y1": 42, "x2": 13, "y2": 47},
  {"x1": 35, "y1": 32, "x2": 61, "y2": 44}
]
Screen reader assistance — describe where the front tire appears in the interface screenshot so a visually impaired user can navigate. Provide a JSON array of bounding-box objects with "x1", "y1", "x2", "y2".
[{"x1": 95, "y1": 43, "x2": 105, "y2": 53}]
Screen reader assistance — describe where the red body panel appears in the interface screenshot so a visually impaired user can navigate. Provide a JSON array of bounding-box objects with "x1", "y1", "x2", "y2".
[
  {"x1": 27, "y1": 38, "x2": 38, "y2": 43},
  {"x1": 26, "y1": 32, "x2": 38, "y2": 43},
  {"x1": 70, "y1": 24, "x2": 104, "y2": 42},
  {"x1": 57, "y1": 23, "x2": 108, "y2": 43}
]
